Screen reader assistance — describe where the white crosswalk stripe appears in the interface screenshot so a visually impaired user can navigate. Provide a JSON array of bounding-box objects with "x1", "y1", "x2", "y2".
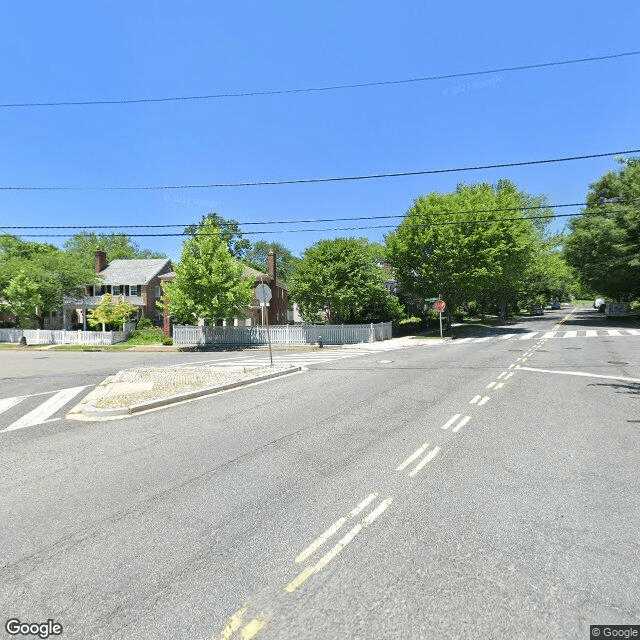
[
  {"x1": 0, "y1": 396, "x2": 26, "y2": 415},
  {"x1": 451, "y1": 328, "x2": 640, "y2": 345},
  {"x1": 1, "y1": 386, "x2": 87, "y2": 433}
]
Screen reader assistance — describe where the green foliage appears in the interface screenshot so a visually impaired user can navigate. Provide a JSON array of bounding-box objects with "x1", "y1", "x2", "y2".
[
  {"x1": 0, "y1": 236, "x2": 97, "y2": 326},
  {"x1": 289, "y1": 237, "x2": 404, "y2": 324},
  {"x1": 518, "y1": 240, "x2": 579, "y2": 309},
  {"x1": 63, "y1": 232, "x2": 166, "y2": 270},
  {"x1": 164, "y1": 219, "x2": 255, "y2": 324},
  {"x1": 124, "y1": 328, "x2": 172, "y2": 345},
  {"x1": 564, "y1": 157, "x2": 640, "y2": 299},
  {"x1": 386, "y1": 180, "x2": 548, "y2": 321},
  {"x1": 87, "y1": 294, "x2": 136, "y2": 330},
  {"x1": 244, "y1": 240, "x2": 299, "y2": 284},
  {"x1": 184, "y1": 212, "x2": 251, "y2": 259},
  {"x1": 1, "y1": 271, "x2": 42, "y2": 327},
  {"x1": 136, "y1": 317, "x2": 153, "y2": 330}
]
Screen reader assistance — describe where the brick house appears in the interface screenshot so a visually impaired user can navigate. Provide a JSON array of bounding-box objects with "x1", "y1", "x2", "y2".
[
  {"x1": 62, "y1": 250, "x2": 173, "y2": 329},
  {"x1": 161, "y1": 249, "x2": 288, "y2": 336}
]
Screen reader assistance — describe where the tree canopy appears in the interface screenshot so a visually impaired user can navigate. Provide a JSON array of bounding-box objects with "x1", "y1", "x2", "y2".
[
  {"x1": 289, "y1": 237, "x2": 403, "y2": 324},
  {"x1": 244, "y1": 240, "x2": 299, "y2": 283},
  {"x1": 0, "y1": 271, "x2": 42, "y2": 328},
  {"x1": 163, "y1": 219, "x2": 255, "y2": 324},
  {"x1": 386, "y1": 180, "x2": 553, "y2": 320},
  {"x1": 564, "y1": 157, "x2": 640, "y2": 299},
  {"x1": 0, "y1": 236, "x2": 97, "y2": 327},
  {"x1": 184, "y1": 212, "x2": 251, "y2": 259},
  {"x1": 63, "y1": 232, "x2": 167, "y2": 270}
]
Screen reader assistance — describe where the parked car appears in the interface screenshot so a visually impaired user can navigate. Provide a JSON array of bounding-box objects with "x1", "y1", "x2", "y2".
[
  {"x1": 531, "y1": 307, "x2": 544, "y2": 316},
  {"x1": 550, "y1": 301, "x2": 561, "y2": 310}
]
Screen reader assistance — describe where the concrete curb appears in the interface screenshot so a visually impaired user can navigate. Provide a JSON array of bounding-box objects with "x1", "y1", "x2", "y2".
[{"x1": 70, "y1": 366, "x2": 302, "y2": 418}]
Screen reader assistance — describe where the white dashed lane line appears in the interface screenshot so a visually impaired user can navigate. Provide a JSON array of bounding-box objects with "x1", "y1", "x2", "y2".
[{"x1": 295, "y1": 493, "x2": 378, "y2": 564}]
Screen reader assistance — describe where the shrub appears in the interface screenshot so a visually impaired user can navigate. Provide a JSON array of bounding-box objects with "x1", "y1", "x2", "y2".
[
  {"x1": 396, "y1": 315, "x2": 428, "y2": 336},
  {"x1": 137, "y1": 317, "x2": 153, "y2": 330},
  {"x1": 124, "y1": 329, "x2": 166, "y2": 345}
]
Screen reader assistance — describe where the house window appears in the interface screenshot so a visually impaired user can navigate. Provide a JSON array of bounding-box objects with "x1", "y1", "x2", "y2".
[
  {"x1": 112, "y1": 285, "x2": 120, "y2": 295},
  {"x1": 154, "y1": 286, "x2": 161, "y2": 298},
  {"x1": 130, "y1": 285, "x2": 140, "y2": 296}
]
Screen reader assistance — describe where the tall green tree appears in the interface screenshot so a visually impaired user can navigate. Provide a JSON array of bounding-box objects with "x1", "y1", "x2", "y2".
[
  {"x1": 64, "y1": 232, "x2": 166, "y2": 270},
  {"x1": 244, "y1": 240, "x2": 299, "y2": 283},
  {"x1": 564, "y1": 157, "x2": 640, "y2": 299},
  {"x1": 386, "y1": 181, "x2": 545, "y2": 321},
  {"x1": 184, "y1": 212, "x2": 251, "y2": 259},
  {"x1": 0, "y1": 271, "x2": 42, "y2": 328},
  {"x1": 0, "y1": 236, "x2": 97, "y2": 327},
  {"x1": 163, "y1": 219, "x2": 255, "y2": 324},
  {"x1": 289, "y1": 237, "x2": 403, "y2": 324}
]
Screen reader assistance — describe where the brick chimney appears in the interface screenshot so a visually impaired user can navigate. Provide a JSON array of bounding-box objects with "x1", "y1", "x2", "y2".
[
  {"x1": 267, "y1": 249, "x2": 276, "y2": 281},
  {"x1": 95, "y1": 249, "x2": 107, "y2": 274}
]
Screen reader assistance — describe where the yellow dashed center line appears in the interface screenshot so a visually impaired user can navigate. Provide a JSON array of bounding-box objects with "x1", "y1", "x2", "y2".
[{"x1": 240, "y1": 618, "x2": 268, "y2": 640}]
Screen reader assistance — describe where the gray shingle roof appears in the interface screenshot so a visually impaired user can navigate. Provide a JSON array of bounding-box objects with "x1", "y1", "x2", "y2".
[{"x1": 98, "y1": 259, "x2": 171, "y2": 285}]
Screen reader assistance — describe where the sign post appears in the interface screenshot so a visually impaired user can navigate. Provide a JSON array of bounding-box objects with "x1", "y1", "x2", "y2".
[
  {"x1": 255, "y1": 283, "x2": 273, "y2": 366},
  {"x1": 435, "y1": 296, "x2": 446, "y2": 338}
]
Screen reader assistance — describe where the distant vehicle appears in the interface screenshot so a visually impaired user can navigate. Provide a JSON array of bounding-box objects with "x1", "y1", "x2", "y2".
[
  {"x1": 550, "y1": 301, "x2": 561, "y2": 310},
  {"x1": 594, "y1": 298, "x2": 605, "y2": 312},
  {"x1": 531, "y1": 307, "x2": 544, "y2": 316}
]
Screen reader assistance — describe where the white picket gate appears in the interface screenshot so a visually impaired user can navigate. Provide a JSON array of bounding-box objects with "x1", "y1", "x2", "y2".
[
  {"x1": 172, "y1": 322, "x2": 393, "y2": 346},
  {"x1": 0, "y1": 328, "x2": 128, "y2": 345}
]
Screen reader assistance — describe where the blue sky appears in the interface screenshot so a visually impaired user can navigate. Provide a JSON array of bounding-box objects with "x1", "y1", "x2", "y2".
[{"x1": 1, "y1": 1, "x2": 638, "y2": 263}]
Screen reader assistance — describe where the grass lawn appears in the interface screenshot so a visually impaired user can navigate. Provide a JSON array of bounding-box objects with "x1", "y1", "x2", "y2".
[
  {"x1": 0, "y1": 343, "x2": 49, "y2": 349},
  {"x1": 0, "y1": 329, "x2": 172, "y2": 351},
  {"x1": 50, "y1": 344, "x2": 134, "y2": 351},
  {"x1": 567, "y1": 299, "x2": 594, "y2": 306}
]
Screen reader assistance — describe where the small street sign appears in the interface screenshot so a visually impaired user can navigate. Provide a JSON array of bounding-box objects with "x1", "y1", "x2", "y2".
[{"x1": 435, "y1": 299, "x2": 446, "y2": 312}]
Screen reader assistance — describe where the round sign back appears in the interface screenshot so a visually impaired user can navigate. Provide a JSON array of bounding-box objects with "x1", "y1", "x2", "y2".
[
  {"x1": 435, "y1": 299, "x2": 446, "y2": 312},
  {"x1": 255, "y1": 283, "x2": 272, "y2": 303}
]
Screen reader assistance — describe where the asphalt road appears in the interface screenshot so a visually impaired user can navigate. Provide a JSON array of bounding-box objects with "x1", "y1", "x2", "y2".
[{"x1": 1, "y1": 307, "x2": 638, "y2": 639}]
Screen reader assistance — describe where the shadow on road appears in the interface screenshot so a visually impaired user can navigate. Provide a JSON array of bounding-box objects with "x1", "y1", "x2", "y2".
[{"x1": 587, "y1": 381, "x2": 640, "y2": 397}]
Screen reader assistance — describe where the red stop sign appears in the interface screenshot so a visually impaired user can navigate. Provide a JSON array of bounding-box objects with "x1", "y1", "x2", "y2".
[{"x1": 435, "y1": 299, "x2": 446, "y2": 312}]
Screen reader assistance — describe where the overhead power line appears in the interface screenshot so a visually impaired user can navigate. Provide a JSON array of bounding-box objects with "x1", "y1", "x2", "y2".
[
  {"x1": 1, "y1": 149, "x2": 639, "y2": 192},
  {"x1": 0, "y1": 201, "x2": 592, "y2": 229},
  {"x1": 12, "y1": 212, "x2": 584, "y2": 237},
  {"x1": 1, "y1": 50, "x2": 638, "y2": 109}
]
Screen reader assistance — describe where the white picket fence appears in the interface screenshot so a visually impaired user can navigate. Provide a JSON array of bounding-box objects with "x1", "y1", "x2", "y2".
[
  {"x1": 172, "y1": 322, "x2": 393, "y2": 346},
  {"x1": 0, "y1": 328, "x2": 128, "y2": 346}
]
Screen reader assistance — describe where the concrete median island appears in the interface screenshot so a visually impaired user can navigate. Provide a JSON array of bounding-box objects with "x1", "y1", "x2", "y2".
[{"x1": 67, "y1": 364, "x2": 301, "y2": 419}]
